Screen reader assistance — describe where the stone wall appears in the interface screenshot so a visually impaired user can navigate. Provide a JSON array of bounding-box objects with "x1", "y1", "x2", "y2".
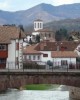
[
  {"x1": 69, "y1": 86, "x2": 80, "y2": 99},
  {"x1": 0, "y1": 75, "x2": 8, "y2": 92},
  {"x1": 0, "y1": 72, "x2": 80, "y2": 95}
]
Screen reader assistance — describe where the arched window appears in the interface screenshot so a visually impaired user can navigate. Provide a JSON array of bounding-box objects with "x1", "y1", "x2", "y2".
[
  {"x1": 38, "y1": 23, "x2": 39, "y2": 28},
  {"x1": 40, "y1": 23, "x2": 41, "y2": 28}
]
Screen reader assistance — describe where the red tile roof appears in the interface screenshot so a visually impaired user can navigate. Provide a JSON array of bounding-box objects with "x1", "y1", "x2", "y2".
[
  {"x1": 0, "y1": 26, "x2": 26, "y2": 44},
  {"x1": 35, "y1": 41, "x2": 79, "y2": 51},
  {"x1": 51, "y1": 51, "x2": 78, "y2": 58},
  {"x1": 23, "y1": 45, "x2": 42, "y2": 55}
]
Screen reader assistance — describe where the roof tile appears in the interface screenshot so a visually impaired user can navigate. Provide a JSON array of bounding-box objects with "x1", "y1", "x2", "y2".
[
  {"x1": 0, "y1": 26, "x2": 26, "y2": 44},
  {"x1": 51, "y1": 51, "x2": 78, "y2": 58}
]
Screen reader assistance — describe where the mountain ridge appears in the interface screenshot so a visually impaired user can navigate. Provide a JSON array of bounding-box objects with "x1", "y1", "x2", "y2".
[{"x1": 0, "y1": 3, "x2": 80, "y2": 26}]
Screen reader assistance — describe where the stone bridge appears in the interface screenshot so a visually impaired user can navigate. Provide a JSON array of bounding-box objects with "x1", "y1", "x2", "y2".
[{"x1": 0, "y1": 71, "x2": 80, "y2": 92}]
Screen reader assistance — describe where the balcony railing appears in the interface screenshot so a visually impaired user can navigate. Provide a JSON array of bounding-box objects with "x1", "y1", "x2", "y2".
[
  {"x1": 0, "y1": 61, "x2": 79, "y2": 72},
  {"x1": 0, "y1": 51, "x2": 8, "y2": 58}
]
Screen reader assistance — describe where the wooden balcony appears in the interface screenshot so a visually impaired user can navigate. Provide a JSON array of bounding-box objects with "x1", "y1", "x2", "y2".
[
  {"x1": 0, "y1": 51, "x2": 8, "y2": 58},
  {"x1": 0, "y1": 64, "x2": 6, "y2": 69}
]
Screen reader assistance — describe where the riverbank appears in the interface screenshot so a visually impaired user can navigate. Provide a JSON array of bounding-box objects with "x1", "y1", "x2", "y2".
[{"x1": 24, "y1": 84, "x2": 60, "y2": 90}]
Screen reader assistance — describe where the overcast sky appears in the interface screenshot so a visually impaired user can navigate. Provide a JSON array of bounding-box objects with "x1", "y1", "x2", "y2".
[{"x1": 0, "y1": 0, "x2": 80, "y2": 11}]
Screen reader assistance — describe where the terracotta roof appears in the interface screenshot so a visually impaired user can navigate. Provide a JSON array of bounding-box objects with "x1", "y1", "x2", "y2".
[
  {"x1": 0, "y1": 26, "x2": 26, "y2": 44},
  {"x1": 35, "y1": 41, "x2": 79, "y2": 51},
  {"x1": 51, "y1": 51, "x2": 78, "y2": 58},
  {"x1": 23, "y1": 45, "x2": 42, "y2": 55}
]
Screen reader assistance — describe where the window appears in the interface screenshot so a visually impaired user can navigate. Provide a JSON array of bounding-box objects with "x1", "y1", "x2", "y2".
[
  {"x1": 61, "y1": 60, "x2": 68, "y2": 65},
  {"x1": 37, "y1": 55, "x2": 40, "y2": 60},
  {"x1": 0, "y1": 45, "x2": 7, "y2": 50},
  {"x1": 49, "y1": 33, "x2": 51, "y2": 37},
  {"x1": 40, "y1": 23, "x2": 41, "y2": 28},
  {"x1": 16, "y1": 57, "x2": 18, "y2": 65},
  {"x1": 35, "y1": 23, "x2": 36, "y2": 28},
  {"x1": 29, "y1": 55, "x2": 31, "y2": 60},
  {"x1": 45, "y1": 33, "x2": 46, "y2": 37},
  {"x1": 0, "y1": 59, "x2": 6, "y2": 64},
  {"x1": 23, "y1": 55, "x2": 26, "y2": 61},
  {"x1": 38, "y1": 23, "x2": 39, "y2": 28},
  {"x1": 43, "y1": 54, "x2": 48, "y2": 57},
  {"x1": 33, "y1": 55, "x2": 35, "y2": 60}
]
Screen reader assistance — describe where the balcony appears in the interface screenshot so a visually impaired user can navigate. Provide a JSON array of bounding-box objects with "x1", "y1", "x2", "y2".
[
  {"x1": 0, "y1": 51, "x2": 8, "y2": 58},
  {"x1": 0, "y1": 63, "x2": 6, "y2": 69}
]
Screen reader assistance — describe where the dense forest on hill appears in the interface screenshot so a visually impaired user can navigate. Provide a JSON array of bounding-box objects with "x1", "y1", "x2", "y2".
[{"x1": 44, "y1": 19, "x2": 80, "y2": 32}]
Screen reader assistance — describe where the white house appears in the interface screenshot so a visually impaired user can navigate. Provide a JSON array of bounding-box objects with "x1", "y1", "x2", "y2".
[
  {"x1": 23, "y1": 45, "x2": 46, "y2": 65},
  {"x1": 23, "y1": 40, "x2": 79, "y2": 68},
  {"x1": 0, "y1": 25, "x2": 26, "y2": 69},
  {"x1": 51, "y1": 51, "x2": 78, "y2": 68}
]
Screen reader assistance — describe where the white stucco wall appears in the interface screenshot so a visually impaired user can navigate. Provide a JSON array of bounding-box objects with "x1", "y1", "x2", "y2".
[
  {"x1": 53, "y1": 58, "x2": 76, "y2": 68},
  {"x1": 27, "y1": 35, "x2": 33, "y2": 42},
  {"x1": 25, "y1": 54, "x2": 41, "y2": 62},
  {"x1": 6, "y1": 39, "x2": 24, "y2": 69},
  {"x1": 40, "y1": 51, "x2": 52, "y2": 62},
  {"x1": 24, "y1": 51, "x2": 52, "y2": 64},
  {"x1": 6, "y1": 40, "x2": 16, "y2": 69},
  {"x1": 34, "y1": 21, "x2": 43, "y2": 31},
  {"x1": 23, "y1": 54, "x2": 47, "y2": 65},
  {"x1": 7, "y1": 40, "x2": 16, "y2": 62},
  {"x1": 32, "y1": 32, "x2": 40, "y2": 36}
]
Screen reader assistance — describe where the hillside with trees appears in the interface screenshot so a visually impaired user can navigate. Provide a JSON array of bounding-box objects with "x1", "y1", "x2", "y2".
[{"x1": 24, "y1": 18, "x2": 80, "y2": 33}]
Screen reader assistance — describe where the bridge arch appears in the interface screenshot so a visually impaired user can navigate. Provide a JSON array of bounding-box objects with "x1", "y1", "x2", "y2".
[{"x1": 0, "y1": 71, "x2": 80, "y2": 91}]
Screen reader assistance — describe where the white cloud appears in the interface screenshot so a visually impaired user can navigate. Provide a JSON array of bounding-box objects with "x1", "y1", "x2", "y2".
[
  {"x1": 0, "y1": 0, "x2": 12, "y2": 11},
  {"x1": 52, "y1": 0, "x2": 74, "y2": 5}
]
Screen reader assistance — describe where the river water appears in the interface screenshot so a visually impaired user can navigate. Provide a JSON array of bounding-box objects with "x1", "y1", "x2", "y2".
[{"x1": 0, "y1": 85, "x2": 75, "y2": 100}]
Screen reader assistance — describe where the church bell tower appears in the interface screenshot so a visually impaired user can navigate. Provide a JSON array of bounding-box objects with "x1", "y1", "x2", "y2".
[{"x1": 34, "y1": 19, "x2": 43, "y2": 31}]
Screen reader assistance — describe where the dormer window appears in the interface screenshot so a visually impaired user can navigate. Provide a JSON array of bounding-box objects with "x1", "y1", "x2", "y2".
[{"x1": 61, "y1": 46, "x2": 67, "y2": 51}]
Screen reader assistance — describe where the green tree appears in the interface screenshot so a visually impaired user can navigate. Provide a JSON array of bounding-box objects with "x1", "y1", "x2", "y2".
[
  {"x1": 47, "y1": 60, "x2": 53, "y2": 66},
  {"x1": 55, "y1": 30, "x2": 62, "y2": 41},
  {"x1": 29, "y1": 38, "x2": 32, "y2": 44},
  {"x1": 55, "y1": 28, "x2": 68, "y2": 41},
  {"x1": 68, "y1": 36, "x2": 74, "y2": 41},
  {"x1": 19, "y1": 25, "x2": 24, "y2": 32},
  {"x1": 36, "y1": 34, "x2": 40, "y2": 43}
]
